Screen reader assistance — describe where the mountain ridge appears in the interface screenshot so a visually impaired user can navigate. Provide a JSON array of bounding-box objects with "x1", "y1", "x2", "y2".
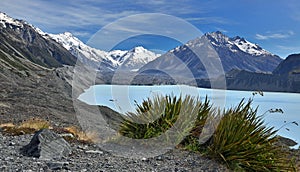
[
  {"x1": 0, "y1": 12, "x2": 77, "y2": 69},
  {"x1": 139, "y1": 31, "x2": 282, "y2": 81},
  {"x1": 273, "y1": 54, "x2": 300, "y2": 75}
]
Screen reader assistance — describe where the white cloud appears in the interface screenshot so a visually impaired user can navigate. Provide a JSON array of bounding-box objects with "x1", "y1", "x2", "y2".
[
  {"x1": 0, "y1": 1, "x2": 139, "y2": 34},
  {"x1": 185, "y1": 17, "x2": 231, "y2": 24},
  {"x1": 133, "y1": 0, "x2": 214, "y2": 15},
  {"x1": 71, "y1": 31, "x2": 92, "y2": 37},
  {"x1": 277, "y1": 45, "x2": 300, "y2": 51},
  {"x1": 255, "y1": 31, "x2": 294, "y2": 40}
]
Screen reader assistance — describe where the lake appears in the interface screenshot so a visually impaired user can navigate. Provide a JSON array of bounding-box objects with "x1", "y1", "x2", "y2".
[{"x1": 78, "y1": 84, "x2": 300, "y2": 148}]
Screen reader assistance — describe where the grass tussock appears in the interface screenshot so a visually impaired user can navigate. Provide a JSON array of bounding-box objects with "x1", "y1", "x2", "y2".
[
  {"x1": 119, "y1": 95, "x2": 209, "y2": 143},
  {"x1": 208, "y1": 99, "x2": 294, "y2": 171},
  {"x1": 119, "y1": 95, "x2": 182, "y2": 139},
  {"x1": 118, "y1": 95, "x2": 296, "y2": 171}
]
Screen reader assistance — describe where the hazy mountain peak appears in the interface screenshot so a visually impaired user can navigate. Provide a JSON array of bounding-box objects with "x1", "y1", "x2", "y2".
[
  {"x1": 205, "y1": 31, "x2": 230, "y2": 43},
  {"x1": 48, "y1": 32, "x2": 83, "y2": 51},
  {"x1": 230, "y1": 36, "x2": 272, "y2": 56},
  {"x1": 129, "y1": 46, "x2": 148, "y2": 53},
  {"x1": 118, "y1": 46, "x2": 160, "y2": 71},
  {"x1": 203, "y1": 31, "x2": 273, "y2": 56}
]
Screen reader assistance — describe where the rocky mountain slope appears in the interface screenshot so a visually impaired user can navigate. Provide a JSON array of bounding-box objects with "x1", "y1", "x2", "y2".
[
  {"x1": 193, "y1": 64, "x2": 300, "y2": 93},
  {"x1": 0, "y1": 12, "x2": 159, "y2": 125},
  {"x1": 273, "y1": 54, "x2": 300, "y2": 75},
  {"x1": 205, "y1": 31, "x2": 282, "y2": 72},
  {"x1": 223, "y1": 69, "x2": 300, "y2": 93},
  {"x1": 213, "y1": 54, "x2": 300, "y2": 93},
  {"x1": 0, "y1": 12, "x2": 78, "y2": 126}
]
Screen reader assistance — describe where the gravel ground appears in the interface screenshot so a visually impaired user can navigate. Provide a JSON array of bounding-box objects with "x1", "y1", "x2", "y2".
[{"x1": 0, "y1": 132, "x2": 229, "y2": 172}]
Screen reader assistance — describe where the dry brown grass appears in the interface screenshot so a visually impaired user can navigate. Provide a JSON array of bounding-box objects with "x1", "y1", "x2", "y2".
[
  {"x1": 19, "y1": 118, "x2": 51, "y2": 130},
  {"x1": 0, "y1": 118, "x2": 50, "y2": 135},
  {"x1": 62, "y1": 126, "x2": 99, "y2": 144},
  {"x1": 0, "y1": 123, "x2": 15, "y2": 128},
  {"x1": 0, "y1": 119, "x2": 99, "y2": 144}
]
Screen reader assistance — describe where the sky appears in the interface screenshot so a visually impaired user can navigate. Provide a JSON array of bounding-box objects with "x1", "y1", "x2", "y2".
[{"x1": 0, "y1": 0, "x2": 299, "y2": 58}]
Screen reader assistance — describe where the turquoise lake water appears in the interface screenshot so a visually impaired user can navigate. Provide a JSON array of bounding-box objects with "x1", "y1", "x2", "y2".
[{"x1": 78, "y1": 85, "x2": 300, "y2": 148}]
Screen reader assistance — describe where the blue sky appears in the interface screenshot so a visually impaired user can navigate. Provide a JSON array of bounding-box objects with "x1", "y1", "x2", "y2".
[{"x1": 0, "y1": 0, "x2": 299, "y2": 58}]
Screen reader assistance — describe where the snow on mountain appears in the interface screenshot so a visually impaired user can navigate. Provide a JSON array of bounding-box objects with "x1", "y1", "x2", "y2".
[
  {"x1": 47, "y1": 32, "x2": 159, "y2": 71},
  {"x1": 118, "y1": 46, "x2": 160, "y2": 71},
  {"x1": 231, "y1": 36, "x2": 272, "y2": 56},
  {"x1": 205, "y1": 31, "x2": 273, "y2": 56},
  {"x1": 0, "y1": 12, "x2": 23, "y2": 28},
  {"x1": 48, "y1": 32, "x2": 121, "y2": 70}
]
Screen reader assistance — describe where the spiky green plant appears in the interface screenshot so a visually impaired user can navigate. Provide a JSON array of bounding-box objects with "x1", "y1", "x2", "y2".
[
  {"x1": 208, "y1": 99, "x2": 294, "y2": 171},
  {"x1": 179, "y1": 96, "x2": 212, "y2": 151},
  {"x1": 119, "y1": 95, "x2": 208, "y2": 141}
]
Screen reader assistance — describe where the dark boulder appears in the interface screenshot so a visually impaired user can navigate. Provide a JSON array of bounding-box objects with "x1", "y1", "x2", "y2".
[{"x1": 21, "y1": 129, "x2": 71, "y2": 160}]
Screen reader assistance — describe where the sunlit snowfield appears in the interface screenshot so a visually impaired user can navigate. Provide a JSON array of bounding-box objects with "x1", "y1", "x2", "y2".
[{"x1": 79, "y1": 85, "x2": 300, "y2": 148}]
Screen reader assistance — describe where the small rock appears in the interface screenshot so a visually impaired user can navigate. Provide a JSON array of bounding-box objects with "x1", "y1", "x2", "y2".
[
  {"x1": 78, "y1": 145, "x2": 88, "y2": 150},
  {"x1": 4, "y1": 157, "x2": 13, "y2": 161},
  {"x1": 46, "y1": 161, "x2": 69, "y2": 170},
  {"x1": 59, "y1": 133, "x2": 75, "y2": 138},
  {"x1": 20, "y1": 129, "x2": 71, "y2": 160},
  {"x1": 156, "y1": 156, "x2": 163, "y2": 161},
  {"x1": 85, "y1": 150, "x2": 103, "y2": 154},
  {"x1": 8, "y1": 142, "x2": 16, "y2": 146},
  {"x1": 0, "y1": 165, "x2": 7, "y2": 170}
]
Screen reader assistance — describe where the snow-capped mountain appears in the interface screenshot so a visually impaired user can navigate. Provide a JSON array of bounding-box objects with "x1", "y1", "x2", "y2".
[
  {"x1": 0, "y1": 12, "x2": 46, "y2": 36},
  {"x1": 0, "y1": 12, "x2": 76, "y2": 68},
  {"x1": 140, "y1": 31, "x2": 282, "y2": 79},
  {"x1": 205, "y1": 31, "x2": 272, "y2": 56},
  {"x1": 47, "y1": 32, "x2": 159, "y2": 71},
  {"x1": 0, "y1": 12, "x2": 159, "y2": 71},
  {"x1": 48, "y1": 32, "x2": 119, "y2": 70},
  {"x1": 118, "y1": 46, "x2": 160, "y2": 71}
]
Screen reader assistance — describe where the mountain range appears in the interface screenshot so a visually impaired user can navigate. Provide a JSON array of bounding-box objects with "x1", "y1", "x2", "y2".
[
  {"x1": 1, "y1": 12, "x2": 300, "y2": 93},
  {"x1": 48, "y1": 32, "x2": 160, "y2": 71}
]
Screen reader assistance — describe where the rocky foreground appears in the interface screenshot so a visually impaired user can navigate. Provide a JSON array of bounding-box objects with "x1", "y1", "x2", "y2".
[{"x1": 0, "y1": 130, "x2": 229, "y2": 172}]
